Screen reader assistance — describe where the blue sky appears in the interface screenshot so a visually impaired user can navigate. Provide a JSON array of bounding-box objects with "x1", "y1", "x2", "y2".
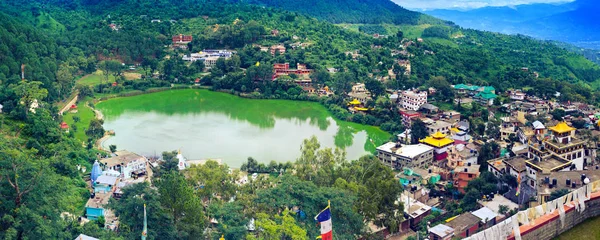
[{"x1": 392, "y1": 0, "x2": 574, "y2": 10}]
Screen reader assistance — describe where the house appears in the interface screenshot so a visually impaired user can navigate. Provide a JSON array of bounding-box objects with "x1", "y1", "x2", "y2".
[
  {"x1": 93, "y1": 175, "x2": 118, "y2": 193},
  {"x1": 100, "y1": 151, "x2": 147, "y2": 179},
  {"x1": 348, "y1": 83, "x2": 371, "y2": 104},
  {"x1": 420, "y1": 132, "x2": 455, "y2": 161},
  {"x1": 401, "y1": 193, "x2": 432, "y2": 229},
  {"x1": 400, "y1": 90, "x2": 427, "y2": 111},
  {"x1": 0, "y1": 103, "x2": 3, "y2": 113},
  {"x1": 85, "y1": 192, "x2": 111, "y2": 220},
  {"x1": 376, "y1": 142, "x2": 434, "y2": 170},
  {"x1": 446, "y1": 144, "x2": 478, "y2": 169},
  {"x1": 420, "y1": 103, "x2": 439, "y2": 114},
  {"x1": 500, "y1": 117, "x2": 520, "y2": 141},
  {"x1": 272, "y1": 63, "x2": 313, "y2": 80},
  {"x1": 441, "y1": 111, "x2": 461, "y2": 124},
  {"x1": 445, "y1": 212, "x2": 481, "y2": 238},
  {"x1": 536, "y1": 170, "x2": 600, "y2": 204},
  {"x1": 454, "y1": 164, "x2": 480, "y2": 193},
  {"x1": 74, "y1": 234, "x2": 100, "y2": 240},
  {"x1": 473, "y1": 89, "x2": 497, "y2": 106},
  {"x1": 400, "y1": 110, "x2": 421, "y2": 128},
  {"x1": 429, "y1": 224, "x2": 454, "y2": 240},
  {"x1": 472, "y1": 207, "x2": 498, "y2": 228},
  {"x1": 172, "y1": 34, "x2": 193, "y2": 44},
  {"x1": 397, "y1": 60, "x2": 411, "y2": 76},
  {"x1": 510, "y1": 90, "x2": 526, "y2": 101},
  {"x1": 182, "y1": 50, "x2": 234, "y2": 68},
  {"x1": 426, "y1": 120, "x2": 452, "y2": 135},
  {"x1": 269, "y1": 45, "x2": 286, "y2": 56}
]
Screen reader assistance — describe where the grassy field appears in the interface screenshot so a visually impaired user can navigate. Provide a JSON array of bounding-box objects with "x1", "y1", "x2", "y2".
[
  {"x1": 63, "y1": 99, "x2": 96, "y2": 143},
  {"x1": 77, "y1": 70, "x2": 141, "y2": 86},
  {"x1": 554, "y1": 215, "x2": 600, "y2": 240}
]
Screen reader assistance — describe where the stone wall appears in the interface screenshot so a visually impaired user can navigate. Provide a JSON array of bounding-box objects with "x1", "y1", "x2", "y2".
[{"x1": 509, "y1": 193, "x2": 600, "y2": 240}]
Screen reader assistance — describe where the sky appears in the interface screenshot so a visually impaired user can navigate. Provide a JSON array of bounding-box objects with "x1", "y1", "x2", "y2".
[{"x1": 392, "y1": 0, "x2": 574, "y2": 10}]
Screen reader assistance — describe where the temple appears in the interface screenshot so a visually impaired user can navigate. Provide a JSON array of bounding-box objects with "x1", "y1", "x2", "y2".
[{"x1": 420, "y1": 131, "x2": 455, "y2": 161}]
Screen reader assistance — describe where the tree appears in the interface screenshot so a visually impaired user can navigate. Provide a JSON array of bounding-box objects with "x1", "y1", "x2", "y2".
[
  {"x1": 85, "y1": 119, "x2": 105, "y2": 140},
  {"x1": 410, "y1": 119, "x2": 429, "y2": 144},
  {"x1": 477, "y1": 141, "x2": 500, "y2": 171},
  {"x1": 499, "y1": 205, "x2": 509, "y2": 215},
  {"x1": 428, "y1": 76, "x2": 454, "y2": 102},
  {"x1": 11, "y1": 81, "x2": 48, "y2": 116},
  {"x1": 548, "y1": 189, "x2": 570, "y2": 201},
  {"x1": 331, "y1": 72, "x2": 353, "y2": 95},
  {"x1": 365, "y1": 78, "x2": 385, "y2": 99},
  {"x1": 551, "y1": 109, "x2": 566, "y2": 121},
  {"x1": 155, "y1": 172, "x2": 205, "y2": 239},
  {"x1": 109, "y1": 145, "x2": 117, "y2": 153},
  {"x1": 186, "y1": 160, "x2": 236, "y2": 203},
  {"x1": 251, "y1": 209, "x2": 307, "y2": 240},
  {"x1": 108, "y1": 183, "x2": 177, "y2": 239}
]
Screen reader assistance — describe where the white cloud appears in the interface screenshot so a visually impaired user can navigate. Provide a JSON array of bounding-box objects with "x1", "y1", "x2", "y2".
[{"x1": 392, "y1": 0, "x2": 574, "y2": 10}]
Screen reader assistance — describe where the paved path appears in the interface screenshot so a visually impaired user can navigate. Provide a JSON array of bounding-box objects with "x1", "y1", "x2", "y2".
[{"x1": 59, "y1": 94, "x2": 78, "y2": 115}]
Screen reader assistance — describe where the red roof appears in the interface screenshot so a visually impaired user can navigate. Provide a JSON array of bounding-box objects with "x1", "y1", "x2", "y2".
[
  {"x1": 195, "y1": 78, "x2": 201, "y2": 83},
  {"x1": 60, "y1": 122, "x2": 69, "y2": 129},
  {"x1": 70, "y1": 104, "x2": 77, "y2": 109},
  {"x1": 112, "y1": 82, "x2": 118, "y2": 86}
]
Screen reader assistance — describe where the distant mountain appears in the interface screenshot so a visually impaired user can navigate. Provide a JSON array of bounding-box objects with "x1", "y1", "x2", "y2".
[
  {"x1": 245, "y1": 0, "x2": 442, "y2": 24},
  {"x1": 422, "y1": 0, "x2": 600, "y2": 49}
]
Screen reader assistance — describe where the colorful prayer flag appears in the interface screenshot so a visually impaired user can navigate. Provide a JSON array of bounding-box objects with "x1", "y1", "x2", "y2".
[{"x1": 315, "y1": 201, "x2": 332, "y2": 240}]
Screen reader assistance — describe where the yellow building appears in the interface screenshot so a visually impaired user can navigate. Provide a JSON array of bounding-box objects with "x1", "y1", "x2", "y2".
[{"x1": 420, "y1": 132, "x2": 455, "y2": 161}]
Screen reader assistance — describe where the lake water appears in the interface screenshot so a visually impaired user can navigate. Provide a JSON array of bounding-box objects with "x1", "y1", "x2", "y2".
[{"x1": 97, "y1": 89, "x2": 390, "y2": 167}]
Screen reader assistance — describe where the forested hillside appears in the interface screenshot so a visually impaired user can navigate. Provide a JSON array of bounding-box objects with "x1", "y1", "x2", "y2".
[{"x1": 245, "y1": 0, "x2": 441, "y2": 24}]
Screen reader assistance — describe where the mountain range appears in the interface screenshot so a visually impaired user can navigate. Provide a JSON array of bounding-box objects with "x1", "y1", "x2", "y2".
[{"x1": 422, "y1": 0, "x2": 600, "y2": 49}]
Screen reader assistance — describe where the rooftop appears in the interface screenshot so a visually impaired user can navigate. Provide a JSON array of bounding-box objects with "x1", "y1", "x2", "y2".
[
  {"x1": 101, "y1": 151, "x2": 146, "y2": 167},
  {"x1": 401, "y1": 194, "x2": 432, "y2": 219},
  {"x1": 527, "y1": 155, "x2": 571, "y2": 172},
  {"x1": 538, "y1": 170, "x2": 600, "y2": 195},
  {"x1": 74, "y1": 234, "x2": 100, "y2": 240},
  {"x1": 505, "y1": 156, "x2": 527, "y2": 172},
  {"x1": 95, "y1": 175, "x2": 118, "y2": 186},
  {"x1": 429, "y1": 120, "x2": 452, "y2": 129},
  {"x1": 548, "y1": 122, "x2": 575, "y2": 134},
  {"x1": 471, "y1": 207, "x2": 498, "y2": 223},
  {"x1": 420, "y1": 132, "x2": 454, "y2": 147},
  {"x1": 481, "y1": 194, "x2": 519, "y2": 214},
  {"x1": 376, "y1": 142, "x2": 433, "y2": 158},
  {"x1": 429, "y1": 224, "x2": 454, "y2": 237},
  {"x1": 445, "y1": 212, "x2": 481, "y2": 232},
  {"x1": 532, "y1": 120, "x2": 545, "y2": 130}
]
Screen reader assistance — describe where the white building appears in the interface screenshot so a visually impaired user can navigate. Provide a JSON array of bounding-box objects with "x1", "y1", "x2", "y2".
[
  {"x1": 510, "y1": 90, "x2": 526, "y2": 101},
  {"x1": 182, "y1": 50, "x2": 234, "y2": 69},
  {"x1": 100, "y1": 151, "x2": 147, "y2": 179},
  {"x1": 400, "y1": 90, "x2": 427, "y2": 111},
  {"x1": 376, "y1": 142, "x2": 434, "y2": 170}
]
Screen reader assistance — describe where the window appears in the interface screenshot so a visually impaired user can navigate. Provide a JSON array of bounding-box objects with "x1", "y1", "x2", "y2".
[{"x1": 468, "y1": 174, "x2": 473, "y2": 178}]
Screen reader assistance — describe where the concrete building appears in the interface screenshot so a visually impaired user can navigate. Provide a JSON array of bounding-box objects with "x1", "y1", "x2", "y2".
[
  {"x1": 528, "y1": 122, "x2": 587, "y2": 172},
  {"x1": 500, "y1": 116, "x2": 520, "y2": 141},
  {"x1": 269, "y1": 44, "x2": 286, "y2": 56},
  {"x1": 454, "y1": 164, "x2": 480, "y2": 193},
  {"x1": 420, "y1": 132, "x2": 455, "y2": 161},
  {"x1": 426, "y1": 120, "x2": 452, "y2": 135},
  {"x1": 473, "y1": 89, "x2": 497, "y2": 106},
  {"x1": 401, "y1": 194, "x2": 432, "y2": 230},
  {"x1": 510, "y1": 90, "x2": 527, "y2": 101},
  {"x1": 400, "y1": 110, "x2": 421, "y2": 128},
  {"x1": 376, "y1": 142, "x2": 434, "y2": 170},
  {"x1": 400, "y1": 90, "x2": 427, "y2": 111},
  {"x1": 445, "y1": 212, "x2": 481, "y2": 238},
  {"x1": 100, "y1": 151, "x2": 147, "y2": 179},
  {"x1": 472, "y1": 206, "x2": 498, "y2": 228},
  {"x1": 429, "y1": 224, "x2": 454, "y2": 240}
]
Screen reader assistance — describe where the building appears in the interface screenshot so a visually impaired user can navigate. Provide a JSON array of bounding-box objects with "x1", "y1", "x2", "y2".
[
  {"x1": 528, "y1": 122, "x2": 587, "y2": 171},
  {"x1": 426, "y1": 120, "x2": 452, "y2": 135},
  {"x1": 500, "y1": 117, "x2": 520, "y2": 141},
  {"x1": 454, "y1": 164, "x2": 480, "y2": 193},
  {"x1": 420, "y1": 132, "x2": 455, "y2": 161},
  {"x1": 446, "y1": 144, "x2": 478, "y2": 169},
  {"x1": 75, "y1": 234, "x2": 100, "y2": 240},
  {"x1": 536, "y1": 170, "x2": 600, "y2": 204},
  {"x1": 441, "y1": 111, "x2": 461, "y2": 124},
  {"x1": 473, "y1": 89, "x2": 497, "y2": 106},
  {"x1": 445, "y1": 212, "x2": 481, "y2": 238},
  {"x1": 85, "y1": 192, "x2": 110, "y2": 220},
  {"x1": 376, "y1": 142, "x2": 434, "y2": 170},
  {"x1": 401, "y1": 194, "x2": 432, "y2": 230},
  {"x1": 182, "y1": 50, "x2": 234, "y2": 69},
  {"x1": 400, "y1": 90, "x2": 427, "y2": 111},
  {"x1": 100, "y1": 151, "x2": 147, "y2": 179},
  {"x1": 93, "y1": 175, "x2": 118, "y2": 193},
  {"x1": 0, "y1": 103, "x2": 3, "y2": 113},
  {"x1": 348, "y1": 83, "x2": 371, "y2": 104},
  {"x1": 270, "y1": 44, "x2": 286, "y2": 56},
  {"x1": 429, "y1": 224, "x2": 454, "y2": 240},
  {"x1": 172, "y1": 34, "x2": 193, "y2": 44},
  {"x1": 472, "y1": 207, "x2": 498, "y2": 228},
  {"x1": 272, "y1": 63, "x2": 313, "y2": 80},
  {"x1": 400, "y1": 110, "x2": 421, "y2": 128},
  {"x1": 510, "y1": 90, "x2": 526, "y2": 101}
]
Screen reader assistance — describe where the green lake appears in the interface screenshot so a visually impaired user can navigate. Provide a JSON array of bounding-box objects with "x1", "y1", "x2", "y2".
[{"x1": 96, "y1": 89, "x2": 391, "y2": 167}]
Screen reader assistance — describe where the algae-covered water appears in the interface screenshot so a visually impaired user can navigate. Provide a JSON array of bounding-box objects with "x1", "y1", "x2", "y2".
[{"x1": 97, "y1": 89, "x2": 390, "y2": 167}]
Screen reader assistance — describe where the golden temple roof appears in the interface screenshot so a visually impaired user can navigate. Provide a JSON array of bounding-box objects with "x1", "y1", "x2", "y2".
[
  {"x1": 348, "y1": 99, "x2": 361, "y2": 105},
  {"x1": 548, "y1": 122, "x2": 575, "y2": 134},
  {"x1": 420, "y1": 131, "x2": 454, "y2": 147}
]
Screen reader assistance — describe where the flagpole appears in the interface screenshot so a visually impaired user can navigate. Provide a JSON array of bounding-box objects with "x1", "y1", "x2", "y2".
[{"x1": 142, "y1": 204, "x2": 147, "y2": 240}]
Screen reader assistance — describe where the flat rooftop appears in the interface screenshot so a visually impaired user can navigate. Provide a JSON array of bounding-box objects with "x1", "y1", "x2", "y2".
[
  {"x1": 538, "y1": 170, "x2": 600, "y2": 195},
  {"x1": 505, "y1": 157, "x2": 527, "y2": 172},
  {"x1": 480, "y1": 194, "x2": 519, "y2": 215},
  {"x1": 527, "y1": 155, "x2": 570, "y2": 172},
  {"x1": 376, "y1": 142, "x2": 433, "y2": 158},
  {"x1": 101, "y1": 151, "x2": 145, "y2": 167}
]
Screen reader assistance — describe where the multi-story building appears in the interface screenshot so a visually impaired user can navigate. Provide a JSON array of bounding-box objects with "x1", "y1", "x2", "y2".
[
  {"x1": 270, "y1": 45, "x2": 286, "y2": 56},
  {"x1": 272, "y1": 63, "x2": 314, "y2": 80},
  {"x1": 401, "y1": 90, "x2": 427, "y2": 111},
  {"x1": 473, "y1": 89, "x2": 497, "y2": 106},
  {"x1": 420, "y1": 132, "x2": 455, "y2": 161},
  {"x1": 172, "y1": 34, "x2": 193, "y2": 44},
  {"x1": 182, "y1": 49, "x2": 234, "y2": 69},
  {"x1": 100, "y1": 151, "x2": 148, "y2": 179},
  {"x1": 528, "y1": 122, "x2": 587, "y2": 170},
  {"x1": 426, "y1": 120, "x2": 452, "y2": 135},
  {"x1": 376, "y1": 142, "x2": 434, "y2": 170},
  {"x1": 400, "y1": 110, "x2": 421, "y2": 128},
  {"x1": 510, "y1": 90, "x2": 526, "y2": 101},
  {"x1": 500, "y1": 117, "x2": 520, "y2": 141},
  {"x1": 455, "y1": 164, "x2": 481, "y2": 193}
]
